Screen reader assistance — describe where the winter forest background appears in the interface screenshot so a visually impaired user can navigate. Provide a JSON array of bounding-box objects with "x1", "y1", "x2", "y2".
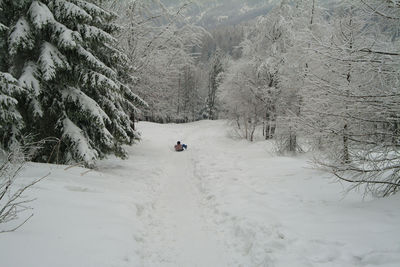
[{"x1": 1, "y1": 0, "x2": 399, "y2": 197}]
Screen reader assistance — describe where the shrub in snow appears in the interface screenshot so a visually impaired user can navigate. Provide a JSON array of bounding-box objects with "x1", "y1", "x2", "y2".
[
  {"x1": 0, "y1": 144, "x2": 48, "y2": 233},
  {"x1": 0, "y1": 0, "x2": 146, "y2": 166}
]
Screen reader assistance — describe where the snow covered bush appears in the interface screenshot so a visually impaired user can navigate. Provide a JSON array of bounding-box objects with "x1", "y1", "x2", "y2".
[
  {"x1": 0, "y1": 144, "x2": 47, "y2": 233},
  {"x1": 0, "y1": 0, "x2": 146, "y2": 166},
  {"x1": 219, "y1": 59, "x2": 267, "y2": 141},
  {"x1": 219, "y1": 2, "x2": 294, "y2": 143}
]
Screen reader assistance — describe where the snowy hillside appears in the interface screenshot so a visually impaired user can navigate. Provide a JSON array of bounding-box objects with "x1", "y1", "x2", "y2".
[{"x1": 1, "y1": 121, "x2": 399, "y2": 267}]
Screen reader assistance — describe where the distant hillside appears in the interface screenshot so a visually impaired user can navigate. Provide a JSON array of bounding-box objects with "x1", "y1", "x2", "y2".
[{"x1": 161, "y1": 0, "x2": 279, "y2": 29}]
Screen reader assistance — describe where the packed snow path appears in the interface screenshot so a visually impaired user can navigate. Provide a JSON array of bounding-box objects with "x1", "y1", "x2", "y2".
[
  {"x1": 136, "y1": 125, "x2": 230, "y2": 266},
  {"x1": 1, "y1": 121, "x2": 400, "y2": 267}
]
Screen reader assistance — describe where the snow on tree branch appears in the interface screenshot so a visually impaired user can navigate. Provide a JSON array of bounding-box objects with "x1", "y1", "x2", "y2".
[
  {"x1": 28, "y1": 1, "x2": 55, "y2": 30},
  {"x1": 61, "y1": 117, "x2": 98, "y2": 165},
  {"x1": 49, "y1": 0, "x2": 92, "y2": 22},
  {"x1": 8, "y1": 17, "x2": 35, "y2": 56},
  {"x1": 71, "y1": 0, "x2": 115, "y2": 20},
  {"x1": 77, "y1": 45, "x2": 116, "y2": 78},
  {"x1": 51, "y1": 21, "x2": 82, "y2": 49},
  {"x1": 19, "y1": 62, "x2": 40, "y2": 96},
  {"x1": 62, "y1": 86, "x2": 111, "y2": 127},
  {"x1": 78, "y1": 24, "x2": 116, "y2": 43},
  {"x1": 38, "y1": 42, "x2": 70, "y2": 81}
]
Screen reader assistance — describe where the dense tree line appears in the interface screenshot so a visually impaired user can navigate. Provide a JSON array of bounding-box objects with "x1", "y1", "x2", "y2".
[{"x1": 1, "y1": 0, "x2": 398, "y2": 196}]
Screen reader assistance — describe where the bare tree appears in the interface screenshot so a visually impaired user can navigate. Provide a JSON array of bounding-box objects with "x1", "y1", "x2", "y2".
[{"x1": 108, "y1": 0, "x2": 209, "y2": 123}]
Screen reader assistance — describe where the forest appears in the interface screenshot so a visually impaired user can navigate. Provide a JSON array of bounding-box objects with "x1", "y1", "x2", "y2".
[{"x1": 1, "y1": 0, "x2": 399, "y2": 196}]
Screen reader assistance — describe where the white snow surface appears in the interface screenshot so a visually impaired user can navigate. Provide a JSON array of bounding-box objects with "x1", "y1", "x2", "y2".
[{"x1": 1, "y1": 120, "x2": 399, "y2": 267}]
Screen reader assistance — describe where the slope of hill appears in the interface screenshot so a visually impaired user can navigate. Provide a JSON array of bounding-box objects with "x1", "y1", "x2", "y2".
[{"x1": 1, "y1": 121, "x2": 399, "y2": 267}]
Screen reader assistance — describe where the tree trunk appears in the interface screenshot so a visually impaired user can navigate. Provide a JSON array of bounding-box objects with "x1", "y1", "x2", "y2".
[
  {"x1": 131, "y1": 112, "x2": 136, "y2": 131},
  {"x1": 244, "y1": 118, "x2": 248, "y2": 140},
  {"x1": 289, "y1": 127, "x2": 297, "y2": 152},
  {"x1": 342, "y1": 7, "x2": 353, "y2": 164},
  {"x1": 250, "y1": 125, "x2": 256, "y2": 142},
  {"x1": 343, "y1": 124, "x2": 350, "y2": 163}
]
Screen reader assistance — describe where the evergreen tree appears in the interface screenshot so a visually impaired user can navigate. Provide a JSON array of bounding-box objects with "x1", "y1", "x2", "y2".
[
  {"x1": 0, "y1": 71, "x2": 24, "y2": 150},
  {"x1": 0, "y1": 4, "x2": 24, "y2": 151},
  {"x1": 204, "y1": 49, "x2": 223, "y2": 120},
  {"x1": 0, "y1": 0, "x2": 146, "y2": 166}
]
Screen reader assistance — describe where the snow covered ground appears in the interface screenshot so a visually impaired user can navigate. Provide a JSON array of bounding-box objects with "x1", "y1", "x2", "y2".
[{"x1": 1, "y1": 120, "x2": 399, "y2": 267}]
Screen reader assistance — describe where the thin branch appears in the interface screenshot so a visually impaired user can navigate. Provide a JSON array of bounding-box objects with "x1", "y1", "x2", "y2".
[
  {"x1": 333, "y1": 172, "x2": 400, "y2": 187},
  {"x1": 64, "y1": 162, "x2": 85, "y2": 170},
  {"x1": 359, "y1": 48, "x2": 400, "y2": 56},
  {"x1": 0, "y1": 214, "x2": 33, "y2": 234},
  {"x1": 360, "y1": 0, "x2": 400, "y2": 20}
]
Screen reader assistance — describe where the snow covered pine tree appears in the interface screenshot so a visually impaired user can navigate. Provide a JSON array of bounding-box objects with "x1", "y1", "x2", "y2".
[
  {"x1": 0, "y1": 0, "x2": 146, "y2": 166},
  {"x1": 0, "y1": 72, "x2": 24, "y2": 150}
]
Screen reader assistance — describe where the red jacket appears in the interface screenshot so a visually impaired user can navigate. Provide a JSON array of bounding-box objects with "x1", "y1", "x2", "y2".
[{"x1": 175, "y1": 144, "x2": 183, "y2": 151}]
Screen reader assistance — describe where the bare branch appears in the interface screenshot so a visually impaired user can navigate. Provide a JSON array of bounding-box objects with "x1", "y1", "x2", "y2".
[
  {"x1": 359, "y1": 48, "x2": 400, "y2": 56},
  {"x1": 333, "y1": 173, "x2": 400, "y2": 187},
  {"x1": 0, "y1": 214, "x2": 33, "y2": 234},
  {"x1": 360, "y1": 0, "x2": 400, "y2": 20}
]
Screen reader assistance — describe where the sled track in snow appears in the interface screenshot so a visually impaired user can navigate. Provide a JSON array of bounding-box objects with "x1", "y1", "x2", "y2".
[{"x1": 137, "y1": 125, "x2": 231, "y2": 267}]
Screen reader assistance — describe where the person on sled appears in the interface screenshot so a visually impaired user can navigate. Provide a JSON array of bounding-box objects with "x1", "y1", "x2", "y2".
[{"x1": 174, "y1": 141, "x2": 187, "y2": 152}]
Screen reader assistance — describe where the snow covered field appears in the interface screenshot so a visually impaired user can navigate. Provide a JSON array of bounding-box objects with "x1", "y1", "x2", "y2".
[{"x1": 1, "y1": 120, "x2": 399, "y2": 267}]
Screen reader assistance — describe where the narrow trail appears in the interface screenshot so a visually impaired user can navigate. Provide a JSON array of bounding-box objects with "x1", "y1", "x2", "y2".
[{"x1": 138, "y1": 125, "x2": 230, "y2": 267}]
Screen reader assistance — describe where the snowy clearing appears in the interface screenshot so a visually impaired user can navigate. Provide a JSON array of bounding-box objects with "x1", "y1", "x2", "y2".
[{"x1": 1, "y1": 120, "x2": 399, "y2": 267}]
